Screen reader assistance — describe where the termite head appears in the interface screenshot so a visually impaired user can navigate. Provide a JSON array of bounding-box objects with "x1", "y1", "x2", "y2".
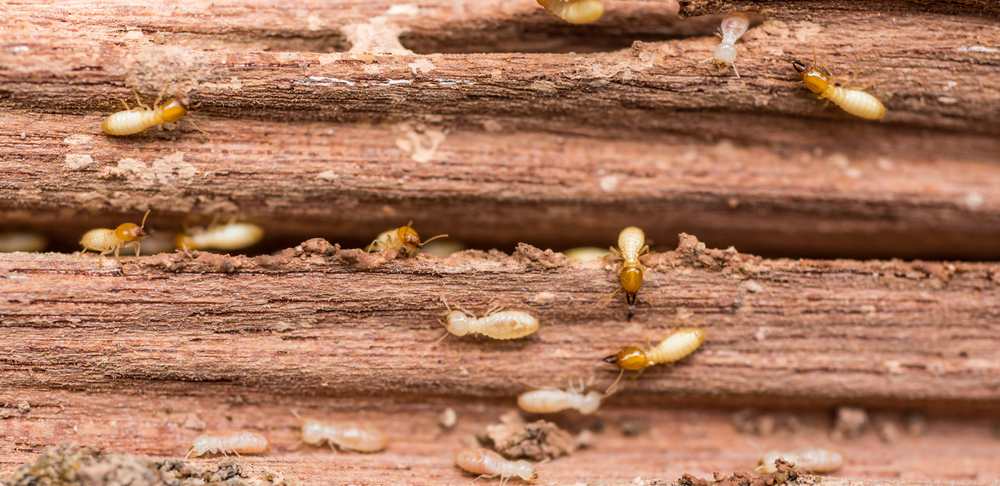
[
  {"x1": 757, "y1": 451, "x2": 783, "y2": 474},
  {"x1": 619, "y1": 266, "x2": 643, "y2": 305},
  {"x1": 160, "y1": 98, "x2": 190, "y2": 123},
  {"x1": 512, "y1": 460, "x2": 538, "y2": 481},
  {"x1": 602, "y1": 347, "x2": 648, "y2": 371},
  {"x1": 578, "y1": 391, "x2": 604, "y2": 414},
  {"x1": 443, "y1": 311, "x2": 472, "y2": 336},
  {"x1": 300, "y1": 419, "x2": 325, "y2": 445},
  {"x1": 715, "y1": 43, "x2": 738, "y2": 64},
  {"x1": 396, "y1": 225, "x2": 421, "y2": 252},
  {"x1": 174, "y1": 233, "x2": 194, "y2": 249},
  {"x1": 189, "y1": 434, "x2": 211, "y2": 452},
  {"x1": 792, "y1": 60, "x2": 830, "y2": 94},
  {"x1": 115, "y1": 210, "x2": 150, "y2": 242}
]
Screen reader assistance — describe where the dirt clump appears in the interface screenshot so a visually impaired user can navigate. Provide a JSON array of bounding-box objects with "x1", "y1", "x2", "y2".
[
  {"x1": 481, "y1": 410, "x2": 577, "y2": 461},
  {"x1": 679, "y1": 459, "x2": 800, "y2": 486}
]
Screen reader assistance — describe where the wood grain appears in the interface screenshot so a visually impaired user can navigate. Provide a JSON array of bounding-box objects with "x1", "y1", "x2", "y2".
[{"x1": 3, "y1": 235, "x2": 998, "y2": 406}]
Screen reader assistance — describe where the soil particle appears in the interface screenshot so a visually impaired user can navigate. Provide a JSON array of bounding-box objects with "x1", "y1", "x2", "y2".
[
  {"x1": 3, "y1": 441, "x2": 265, "y2": 486},
  {"x1": 299, "y1": 238, "x2": 338, "y2": 256},
  {"x1": 482, "y1": 410, "x2": 577, "y2": 461},
  {"x1": 514, "y1": 243, "x2": 569, "y2": 270},
  {"x1": 679, "y1": 459, "x2": 800, "y2": 486},
  {"x1": 670, "y1": 233, "x2": 769, "y2": 279}
]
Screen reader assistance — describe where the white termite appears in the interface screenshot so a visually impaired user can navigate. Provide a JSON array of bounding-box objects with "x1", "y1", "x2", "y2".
[
  {"x1": 441, "y1": 298, "x2": 539, "y2": 340},
  {"x1": 301, "y1": 419, "x2": 388, "y2": 452},
  {"x1": 0, "y1": 231, "x2": 47, "y2": 252},
  {"x1": 517, "y1": 379, "x2": 606, "y2": 414},
  {"x1": 175, "y1": 220, "x2": 264, "y2": 251},
  {"x1": 706, "y1": 12, "x2": 752, "y2": 77},
  {"x1": 757, "y1": 447, "x2": 843, "y2": 474},
  {"x1": 454, "y1": 447, "x2": 538, "y2": 485},
  {"x1": 536, "y1": 0, "x2": 604, "y2": 24},
  {"x1": 184, "y1": 430, "x2": 269, "y2": 459}
]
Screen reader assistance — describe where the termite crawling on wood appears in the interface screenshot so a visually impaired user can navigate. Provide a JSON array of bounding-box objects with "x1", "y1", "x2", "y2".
[
  {"x1": 705, "y1": 12, "x2": 752, "y2": 77},
  {"x1": 602, "y1": 327, "x2": 706, "y2": 393},
  {"x1": 517, "y1": 378, "x2": 608, "y2": 415},
  {"x1": 300, "y1": 418, "x2": 388, "y2": 452},
  {"x1": 604, "y1": 226, "x2": 650, "y2": 307},
  {"x1": 454, "y1": 447, "x2": 538, "y2": 485},
  {"x1": 102, "y1": 83, "x2": 205, "y2": 136},
  {"x1": 175, "y1": 220, "x2": 264, "y2": 251},
  {"x1": 536, "y1": 0, "x2": 604, "y2": 24},
  {"x1": 366, "y1": 221, "x2": 448, "y2": 257},
  {"x1": 79, "y1": 210, "x2": 151, "y2": 267},
  {"x1": 184, "y1": 430, "x2": 269, "y2": 459},
  {"x1": 792, "y1": 60, "x2": 886, "y2": 120},
  {"x1": 757, "y1": 447, "x2": 843, "y2": 474},
  {"x1": 440, "y1": 298, "x2": 540, "y2": 340}
]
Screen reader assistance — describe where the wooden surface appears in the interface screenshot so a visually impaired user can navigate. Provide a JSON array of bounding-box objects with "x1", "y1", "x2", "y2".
[{"x1": 2, "y1": 0, "x2": 1000, "y2": 484}]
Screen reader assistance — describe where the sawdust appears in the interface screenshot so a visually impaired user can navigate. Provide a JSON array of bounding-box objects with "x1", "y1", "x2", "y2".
[
  {"x1": 830, "y1": 406, "x2": 867, "y2": 441},
  {"x1": 393, "y1": 122, "x2": 447, "y2": 163},
  {"x1": 482, "y1": 410, "x2": 577, "y2": 461},
  {"x1": 514, "y1": 243, "x2": 569, "y2": 270},
  {"x1": 65, "y1": 154, "x2": 95, "y2": 170},
  {"x1": 669, "y1": 233, "x2": 769, "y2": 279},
  {"x1": 100, "y1": 153, "x2": 198, "y2": 188}
]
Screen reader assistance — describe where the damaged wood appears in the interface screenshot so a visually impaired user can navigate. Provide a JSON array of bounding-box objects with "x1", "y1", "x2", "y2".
[
  {"x1": 2, "y1": 234, "x2": 998, "y2": 405},
  {"x1": 2, "y1": 112, "x2": 999, "y2": 260}
]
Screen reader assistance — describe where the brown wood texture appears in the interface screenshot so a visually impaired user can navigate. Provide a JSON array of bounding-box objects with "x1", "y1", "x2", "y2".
[{"x1": 3, "y1": 0, "x2": 1000, "y2": 484}]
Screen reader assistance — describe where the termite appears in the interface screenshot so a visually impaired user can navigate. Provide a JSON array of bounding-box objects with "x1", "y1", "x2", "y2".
[
  {"x1": 706, "y1": 12, "x2": 752, "y2": 77},
  {"x1": 184, "y1": 430, "x2": 269, "y2": 459},
  {"x1": 0, "y1": 231, "x2": 47, "y2": 252},
  {"x1": 757, "y1": 447, "x2": 843, "y2": 474},
  {"x1": 604, "y1": 226, "x2": 649, "y2": 307},
  {"x1": 102, "y1": 83, "x2": 203, "y2": 136},
  {"x1": 602, "y1": 327, "x2": 706, "y2": 393},
  {"x1": 454, "y1": 447, "x2": 538, "y2": 485},
  {"x1": 79, "y1": 210, "x2": 151, "y2": 267},
  {"x1": 792, "y1": 60, "x2": 886, "y2": 120},
  {"x1": 440, "y1": 298, "x2": 539, "y2": 340},
  {"x1": 517, "y1": 379, "x2": 608, "y2": 415},
  {"x1": 563, "y1": 247, "x2": 611, "y2": 262},
  {"x1": 301, "y1": 419, "x2": 388, "y2": 453},
  {"x1": 366, "y1": 221, "x2": 448, "y2": 257},
  {"x1": 175, "y1": 219, "x2": 264, "y2": 251},
  {"x1": 536, "y1": 0, "x2": 604, "y2": 24}
]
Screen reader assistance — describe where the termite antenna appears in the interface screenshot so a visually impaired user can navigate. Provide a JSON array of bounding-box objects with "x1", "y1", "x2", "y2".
[
  {"x1": 433, "y1": 330, "x2": 451, "y2": 344},
  {"x1": 732, "y1": 62, "x2": 741, "y2": 78},
  {"x1": 183, "y1": 448, "x2": 194, "y2": 461},
  {"x1": 419, "y1": 233, "x2": 449, "y2": 246},
  {"x1": 441, "y1": 295, "x2": 452, "y2": 312},
  {"x1": 605, "y1": 368, "x2": 626, "y2": 394},
  {"x1": 600, "y1": 287, "x2": 621, "y2": 309},
  {"x1": 139, "y1": 209, "x2": 151, "y2": 229},
  {"x1": 640, "y1": 287, "x2": 653, "y2": 307},
  {"x1": 597, "y1": 337, "x2": 623, "y2": 351},
  {"x1": 290, "y1": 409, "x2": 302, "y2": 420}
]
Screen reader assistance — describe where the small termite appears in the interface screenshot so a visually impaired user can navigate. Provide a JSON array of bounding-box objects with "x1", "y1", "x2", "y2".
[
  {"x1": 602, "y1": 327, "x2": 706, "y2": 393},
  {"x1": 301, "y1": 419, "x2": 388, "y2": 453},
  {"x1": 517, "y1": 379, "x2": 607, "y2": 415},
  {"x1": 792, "y1": 60, "x2": 886, "y2": 120},
  {"x1": 366, "y1": 221, "x2": 448, "y2": 257},
  {"x1": 706, "y1": 12, "x2": 752, "y2": 77},
  {"x1": 454, "y1": 447, "x2": 538, "y2": 485},
  {"x1": 563, "y1": 247, "x2": 611, "y2": 262},
  {"x1": 757, "y1": 447, "x2": 843, "y2": 474},
  {"x1": 102, "y1": 84, "x2": 202, "y2": 136},
  {"x1": 184, "y1": 430, "x2": 269, "y2": 459},
  {"x1": 536, "y1": 0, "x2": 604, "y2": 24},
  {"x1": 0, "y1": 231, "x2": 47, "y2": 252},
  {"x1": 79, "y1": 210, "x2": 151, "y2": 267},
  {"x1": 604, "y1": 226, "x2": 649, "y2": 307},
  {"x1": 441, "y1": 298, "x2": 539, "y2": 340},
  {"x1": 175, "y1": 220, "x2": 264, "y2": 251}
]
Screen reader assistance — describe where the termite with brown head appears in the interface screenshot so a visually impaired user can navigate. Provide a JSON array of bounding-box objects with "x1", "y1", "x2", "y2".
[
  {"x1": 536, "y1": 0, "x2": 604, "y2": 24},
  {"x1": 454, "y1": 447, "x2": 538, "y2": 485},
  {"x1": 602, "y1": 327, "x2": 706, "y2": 393},
  {"x1": 703, "y1": 12, "x2": 752, "y2": 77},
  {"x1": 184, "y1": 430, "x2": 269, "y2": 459},
  {"x1": 439, "y1": 298, "x2": 539, "y2": 341},
  {"x1": 517, "y1": 378, "x2": 611, "y2": 415},
  {"x1": 102, "y1": 81, "x2": 206, "y2": 136},
  {"x1": 603, "y1": 226, "x2": 650, "y2": 307},
  {"x1": 366, "y1": 221, "x2": 448, "y2": 257},
  {"x1": 792, "y1": 59, "x2": 886, "y2": 120},
  {"x1": 79, "y1": 210, "x2": 151, "y2": 268},
  {"x1": 757, "y1": 447, "x2": 843, "y2": 474}
]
